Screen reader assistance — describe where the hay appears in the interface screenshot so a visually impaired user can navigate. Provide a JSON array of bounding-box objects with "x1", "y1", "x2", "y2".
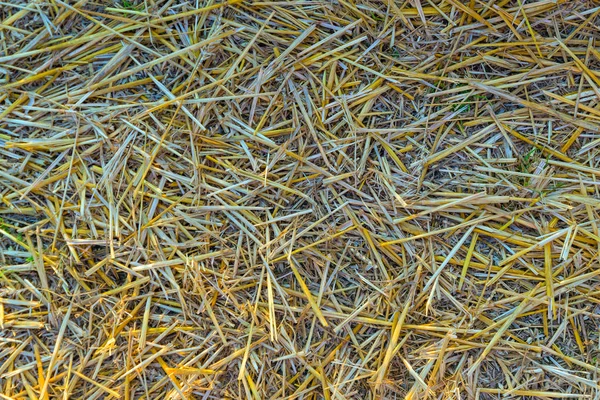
[{"x1": 1, "y1": 0, "x2": 600, "y2": 398}]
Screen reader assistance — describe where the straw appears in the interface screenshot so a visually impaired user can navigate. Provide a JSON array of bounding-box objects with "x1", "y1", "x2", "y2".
[{"x1": 1, "y1": 0, "x2": 600, "y2": 398}]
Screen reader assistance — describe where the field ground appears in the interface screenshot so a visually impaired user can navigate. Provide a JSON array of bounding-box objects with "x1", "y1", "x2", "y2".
[{"x1": 1, "y1": 0, "x2": 600, "y2": 399}]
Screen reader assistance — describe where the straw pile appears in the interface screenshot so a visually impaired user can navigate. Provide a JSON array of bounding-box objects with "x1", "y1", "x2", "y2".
[{"x1": 1, "y1": 0, "x2": 600, "y2": 398}]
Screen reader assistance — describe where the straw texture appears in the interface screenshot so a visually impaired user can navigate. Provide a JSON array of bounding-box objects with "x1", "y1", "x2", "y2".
[{"x1": 1, "y1": 0, "x2": 600, "y2": 398}]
